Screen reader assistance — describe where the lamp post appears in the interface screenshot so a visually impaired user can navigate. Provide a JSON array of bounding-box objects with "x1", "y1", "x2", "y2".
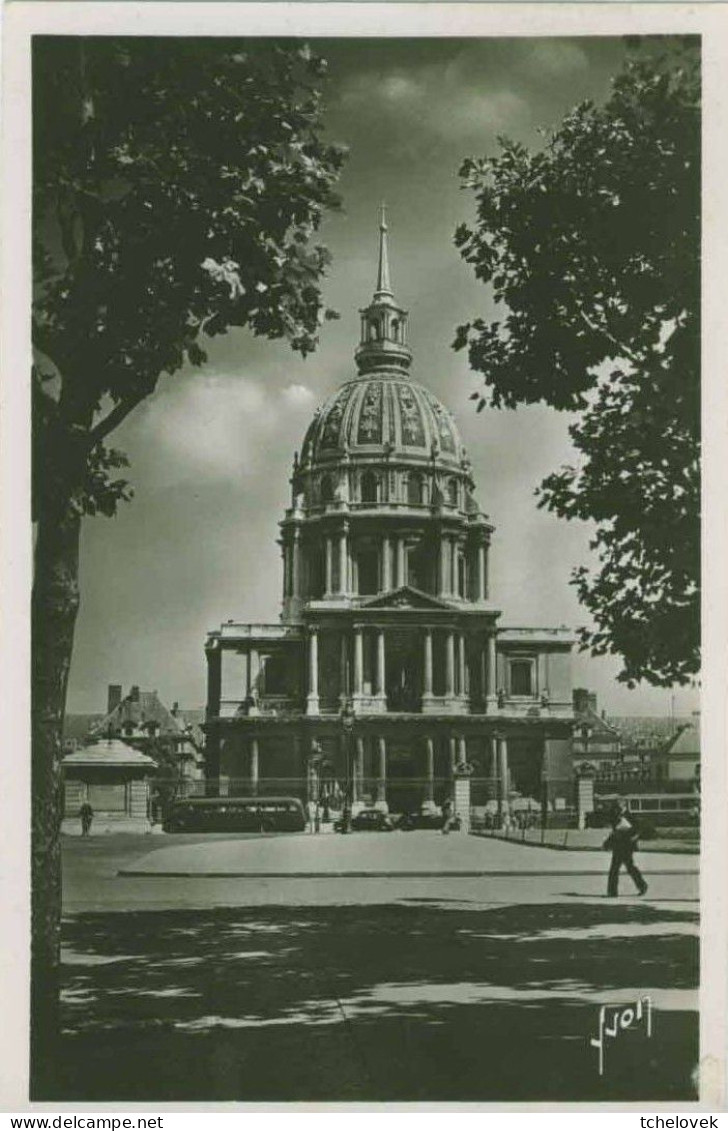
[
  {"x1": 307, "y1": 740, "x2": 322, "y2": 807},
  {"x1": 339, "y1": 698, "x2": 355, "y2": 834}
]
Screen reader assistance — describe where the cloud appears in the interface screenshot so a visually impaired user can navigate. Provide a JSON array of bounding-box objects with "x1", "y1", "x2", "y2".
[
  {"x1": 117, "y1": 368, "x2": 324, "y2": 495},
  {"x1": 281, "y1": 383, "x2": 316, "y2": 407}
]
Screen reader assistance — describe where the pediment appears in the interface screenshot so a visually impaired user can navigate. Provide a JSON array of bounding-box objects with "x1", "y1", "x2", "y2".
[{"x1": 361, "y1": 586, "x2": 455, "y2": 611}]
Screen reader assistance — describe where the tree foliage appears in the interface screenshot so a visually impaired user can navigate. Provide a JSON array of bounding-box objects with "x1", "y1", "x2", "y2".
[
  {"x1": 30, "y1": 37, "x2": 344, "y2": 1093},
  {"x1": 454, "y1": 40, "x2": 699, "y2": 687},
  {"x1": 33, "y1": 36, "x2": 345, "y2": 515}
]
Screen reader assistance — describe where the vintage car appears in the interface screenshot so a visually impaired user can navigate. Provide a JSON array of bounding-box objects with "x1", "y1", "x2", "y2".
[{"x1": 334, "y1": 808, "x2": 395, "y2": 832}]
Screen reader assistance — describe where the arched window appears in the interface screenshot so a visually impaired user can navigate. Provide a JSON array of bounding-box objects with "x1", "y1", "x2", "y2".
[
  {"x1": 368, "y1": 319, "x2": 380, "y2": 341},
  {"x1": 391, "y1": 317, "x2": 400, "y2": 342},
  {"x1": 407, "y1": 472, "x2": 424, "y2": 506},
  {"x1": 447, "y1": 478, "x2": 458, "y2": 507},
  {"x1": 361, "y1": 471, "x2": 378, "y2": 504},
  {"x1": 320, "y1": 475, "x2": 334, "y2": 505}
]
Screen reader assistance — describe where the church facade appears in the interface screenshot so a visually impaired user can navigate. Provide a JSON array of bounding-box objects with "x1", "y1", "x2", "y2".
[{"x1": 203, "y1": 216, "x2": 576, "y2": 817}]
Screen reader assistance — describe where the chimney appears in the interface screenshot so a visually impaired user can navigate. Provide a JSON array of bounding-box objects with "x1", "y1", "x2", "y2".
[
  {"x1": 171, "y1": 702, "x2": 179, "y2": 717},
  {"x1": 572, "y1": 688, "x2": 590, "y2": 715},
  {"x1": 107, "y1": 684, "x2": 122, "y2": 715},
  {"x1": 129, "y1": 685, "x2": 140, "y2": 702}
]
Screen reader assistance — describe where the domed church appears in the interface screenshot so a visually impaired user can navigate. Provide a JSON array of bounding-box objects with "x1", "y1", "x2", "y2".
[{"x1": 203, "y1": 212, "x2": 576, "y2": 819}]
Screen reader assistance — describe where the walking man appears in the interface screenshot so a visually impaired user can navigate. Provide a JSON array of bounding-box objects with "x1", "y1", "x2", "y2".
[
  {"x1": 605, "y1": 800, "x2": 648, "y2": 897},
  {"x1": 79, "y1": 801, "x2": 93, "y2": 837}
]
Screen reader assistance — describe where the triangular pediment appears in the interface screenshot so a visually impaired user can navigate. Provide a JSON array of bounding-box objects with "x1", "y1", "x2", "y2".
[{"x1": 361, "y1": 586, "x2": 456, "y2": 611}]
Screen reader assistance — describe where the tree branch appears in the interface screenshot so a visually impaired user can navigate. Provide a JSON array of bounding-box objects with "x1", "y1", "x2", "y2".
[
  {"x1": 88, "y1": 393, "x2": 147, "y2": 447},
  {"x1": 573, "y1": 302, "x2": 641, "y2": 367}
]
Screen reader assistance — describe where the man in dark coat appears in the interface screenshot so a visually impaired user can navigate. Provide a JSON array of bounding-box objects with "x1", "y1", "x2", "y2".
[
  {"x1": 79, "y1": 801, "x2": 93, "y2": 837},
  {"x1": 605, "y1": 801, "x2": 648, "y2": 896}
]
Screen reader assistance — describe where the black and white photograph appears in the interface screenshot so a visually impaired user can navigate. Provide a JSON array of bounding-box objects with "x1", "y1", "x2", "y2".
[{"x1": 2, "y1": 0, "x2": 726, "y2": 1112}]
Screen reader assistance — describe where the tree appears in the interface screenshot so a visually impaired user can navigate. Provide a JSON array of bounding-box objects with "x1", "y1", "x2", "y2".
[
  {"x1": 32, "y1": 36, "x2": 344, "y2": 1092},
  {"x1": 454, "y1": 39, "x2": 699, "y2": 689}
]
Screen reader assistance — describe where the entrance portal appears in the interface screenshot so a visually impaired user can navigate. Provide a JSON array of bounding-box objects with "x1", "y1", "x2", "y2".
[{"x1": 385, "y1": 742, "x2": 422, "y2": 814}]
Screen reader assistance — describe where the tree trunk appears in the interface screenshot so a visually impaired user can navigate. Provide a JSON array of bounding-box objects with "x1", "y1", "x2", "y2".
[{"x1": 31, "y1": 496, "x2": 82, "y2": 1098}]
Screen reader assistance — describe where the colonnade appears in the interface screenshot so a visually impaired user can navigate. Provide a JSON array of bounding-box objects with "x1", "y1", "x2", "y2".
[
  {"x1": 232, "y1": 730, "x2": 513, "y2": 815},
  {"x1": 280, "y1": 524, "x2": 489, "y2": 602},
  {"x1": 306, "y1": 624, "x2": 498, "y2": 713}
]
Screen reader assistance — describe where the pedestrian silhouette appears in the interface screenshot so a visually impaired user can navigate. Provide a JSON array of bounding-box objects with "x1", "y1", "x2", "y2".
[{"x1": 604, "y1": 801, "x2": 647, "y2": 896}]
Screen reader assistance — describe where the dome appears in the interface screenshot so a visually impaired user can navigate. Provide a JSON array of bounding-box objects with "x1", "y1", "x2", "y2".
[{"x1": 300, "y1": 374, "x2": 466, "y2": 469}]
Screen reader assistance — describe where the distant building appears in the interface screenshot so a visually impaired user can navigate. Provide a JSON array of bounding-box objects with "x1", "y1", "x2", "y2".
[
  {"x1": 572, "y1": 688, "x2": 622, "y2": 779},
  {"x1": 86, "y1": 684, "x2": 205, "y2": 791},
  {"x1": 572, "y1": 688, "x2": 698, "y2": 794},
  {"x1": 203, "y1": 214, "x2": 577, "y2": 817},
  {"x1": 654, "y1": 715, "x2": 700, "y2": 786}
]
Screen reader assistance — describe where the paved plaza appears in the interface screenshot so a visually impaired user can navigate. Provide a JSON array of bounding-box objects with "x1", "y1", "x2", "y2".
[
  {"x1": 119, "y1": 828, "x2": 699, "y2": 878},
  {"x1": 55, "y1": 832, "x2": 699, "y2": 1103}
]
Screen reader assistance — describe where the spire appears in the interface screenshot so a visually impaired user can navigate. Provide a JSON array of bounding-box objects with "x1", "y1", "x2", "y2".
[
  {"x1": 355, "y1": 205, "x2": 412, "y2": 376},
  {"x1": 375, "y1": 202, "x2": 393, "y2": 300}
]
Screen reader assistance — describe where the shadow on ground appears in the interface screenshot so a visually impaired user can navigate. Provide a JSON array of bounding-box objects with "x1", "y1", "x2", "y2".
[{"x1": 49, "y1": 902, "x2": 698, "y2": 1102}]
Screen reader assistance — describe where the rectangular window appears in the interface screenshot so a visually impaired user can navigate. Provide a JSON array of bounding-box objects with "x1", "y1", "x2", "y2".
[{"x1": 509, "y1": 659, "x2": 534, "y2": 697}]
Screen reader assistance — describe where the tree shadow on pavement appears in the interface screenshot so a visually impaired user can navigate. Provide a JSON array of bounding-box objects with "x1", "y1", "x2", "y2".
[{"x1": 51, "y1": 902, "x2": 698, "y2": 1102}]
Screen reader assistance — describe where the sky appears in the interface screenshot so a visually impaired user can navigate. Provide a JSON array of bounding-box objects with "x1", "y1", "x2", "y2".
[{"x1": 66, "y1": 36, "x2": 699, "y2": 718}]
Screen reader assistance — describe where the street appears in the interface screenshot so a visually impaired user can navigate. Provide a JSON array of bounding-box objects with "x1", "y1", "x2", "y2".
[{"x1": 55, "y1": 832, "x2": 699, "y2": 1102}]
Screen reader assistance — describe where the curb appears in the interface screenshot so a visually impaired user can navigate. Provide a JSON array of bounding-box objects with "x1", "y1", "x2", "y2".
[{"x1": 117, "y1": 868, "x2": 698, "y2": 879}]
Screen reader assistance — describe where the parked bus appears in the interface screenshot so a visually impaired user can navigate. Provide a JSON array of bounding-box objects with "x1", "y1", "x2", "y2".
[
  {"x1": 590, "y1": 792, "x2": 699, "y2": 828},
  {"x1": 163, "y1": 796, "x2": 306, "y2": 834}
]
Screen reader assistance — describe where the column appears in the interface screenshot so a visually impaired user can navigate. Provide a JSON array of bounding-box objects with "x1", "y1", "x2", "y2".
[
  {"x1": 395, "y1": 537, "x2": 406, "y2": 588},
  {"x1": 498, "y1": 734, "x2": 509, "y2": 821},
  {"x1": 376, "y1": 630, "x2": 386, "y2": 698},
  {"x1": 449, "y1": 735, "x2": 457, "y2": 774},
  {"x1": 249, "y1": 649, "x2": 260, "y2": 703},
  {"x1": 423, "y1": 628, "x2": 433, "y2": 697},
  {"x1": 489, "y1": 735, "x2": 498, "y2": 799},
  {"x1": 338, "y1": 528, "x2": 348, "y2": 594},
  {"x1": 376, "y1": 736, "x2": 388, "y2": 810},
  {"x1": 249, "y1": 737, "x2": 259, "y2": 795},
  {"x1": 382, "y1": 536, "x2": 392, "y2": 591},
  {"x1": 306, "y1": 630, "x2": 319, "y2": 713},
  {"x1": 292, "y1": 530, "x2": 301, "y2": 598},
  {"x1": 439, "y1": 536, "x2": 449, "y2": 595},
  {"x1": 450, "y1": 540, "x2": 458, "y2": 596},
  {"x1": 477, "y1": 543, "x2": 486, "y2": 602},
  {"x1": 354, "y1": 736, "x2": 365, "y2": 803},
  {"x1": 424, "y1": 736, "x2": 435, "y2": 807},
  {"x1": 457, "y1": 633, "x2": 466, "y2": 697},
  {"x1": 445, "y1": 631, "x2": 455, "y2": 697},
  {"x1": 206, "y1": 643, "x2": 222, "y2": 720},
  {"x1": 487, "y1": 633, "x2": 497, "y2": 699},
  {"x1": 353, "y1": 628, "x2": 364, "y2": 696},
  {"x1": 245, "y1": 648, "x2": 252, "y2": 698},
  {"x1": 325, "y1": 536, "x2": 333, "y2": 595},
  {"x1": 204, "y1": 644, "x2": 222, "y2": 787},
  {"x1": 457, "y1": 735, "x2": 467, "y2": 769},
  {"x1": 281, "y1": 544, "x2": 289, "y2": 599},
  {"x1": 339, "y1": 632, "x2": 349, "y2": 701}
]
